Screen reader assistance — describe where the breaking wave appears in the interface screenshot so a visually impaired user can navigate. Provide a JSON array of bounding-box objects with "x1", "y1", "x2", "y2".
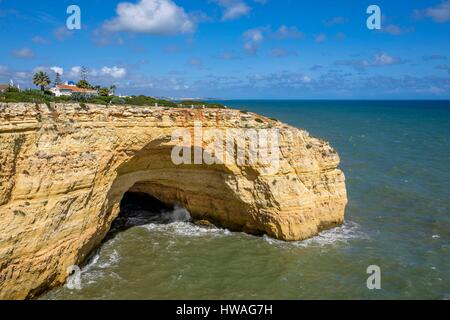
[
  {"x1": 141, "y1": 206, "x2": 232, "y2": 237},
  {"x1": 263, "y1": 221, "x2": 368, "y2": 247},
  {"x1": 64, "y1": 248, "x2": 121, "y2": 290}
]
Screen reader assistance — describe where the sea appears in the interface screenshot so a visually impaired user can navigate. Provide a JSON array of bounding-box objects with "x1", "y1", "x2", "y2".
[{"x1": 42, "y1": 100, "x2": 450, "y2": 300}]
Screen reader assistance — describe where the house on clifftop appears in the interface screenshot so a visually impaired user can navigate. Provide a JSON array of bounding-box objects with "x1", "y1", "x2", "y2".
[{"x1": 50, "y1": 83, "x2": 98, "y2": 97}]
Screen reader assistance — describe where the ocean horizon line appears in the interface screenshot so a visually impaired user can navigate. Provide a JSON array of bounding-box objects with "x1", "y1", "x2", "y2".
[{"x1": 214, "y1": 98, "x2": 450, "y2": 102}]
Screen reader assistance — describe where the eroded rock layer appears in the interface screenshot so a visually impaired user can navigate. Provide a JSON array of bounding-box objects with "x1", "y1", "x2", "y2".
[{"x1": 0, "y1": 103, "x2": 347, "y2": 299}]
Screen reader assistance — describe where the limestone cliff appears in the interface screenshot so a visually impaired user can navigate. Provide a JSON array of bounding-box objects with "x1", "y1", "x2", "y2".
[{"x1": 0, "y1": 102, "x2": 347, "y2": 299}]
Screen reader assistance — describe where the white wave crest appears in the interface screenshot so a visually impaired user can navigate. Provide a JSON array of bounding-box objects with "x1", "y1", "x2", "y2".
[
  {"x1": 66, "y1": 248, "x2": 122, "y2": 289},
  {"x1": 263, "y1": 221, "x2": 367, "y2": 247},
  {"x1": 142, "y1": 206, "x2": 231, "y2": 237},
  {"x1": 97, "y1": 249, "x2": 120, "y2": 269},
  {"x1": 143, "y1": 221, "x2": 232, "y2": 237}
]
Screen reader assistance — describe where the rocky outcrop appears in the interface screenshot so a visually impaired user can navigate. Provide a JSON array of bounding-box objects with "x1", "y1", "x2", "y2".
[{"x1": 0, "y1": 103, "x2": 347, "y2": 299}]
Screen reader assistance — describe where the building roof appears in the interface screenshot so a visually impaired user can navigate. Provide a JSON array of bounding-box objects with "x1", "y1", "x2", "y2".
[
  {"x1": 0, "y1": 84, "x2": 10, "y2": 90},
  {"x1": 55, "y1": 84, "x2": 97, "y2": 93}
]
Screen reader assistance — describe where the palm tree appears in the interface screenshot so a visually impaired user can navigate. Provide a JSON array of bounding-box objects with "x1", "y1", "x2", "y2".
[{"x1": 33, "y1": 71, "x2": 51, "y2": 91}]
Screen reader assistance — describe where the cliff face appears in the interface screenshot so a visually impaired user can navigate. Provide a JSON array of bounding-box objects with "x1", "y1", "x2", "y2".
[{"x1": 0, "y1": 103, "x2": 347, "y2": 299}]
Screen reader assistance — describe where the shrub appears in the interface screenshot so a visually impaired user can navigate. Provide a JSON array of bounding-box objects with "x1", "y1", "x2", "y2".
[
  {"x1": 98, "y1": 87, "x2": 111, "y2": 97},
  {"x1": 111, "y1": 97, "x2": 126, "y2": 105},
  {"x1": 89, "y1": 98, "x2": 108, "y2": 105},
  {"x1": 5, "y1": 86, "x2": 19, "y2": 93}
]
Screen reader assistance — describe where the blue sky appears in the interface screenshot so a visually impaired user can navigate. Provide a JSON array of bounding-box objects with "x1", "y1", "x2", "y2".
[{"x1": 0, "y1": 0, "x2": 449, "y2": 99}]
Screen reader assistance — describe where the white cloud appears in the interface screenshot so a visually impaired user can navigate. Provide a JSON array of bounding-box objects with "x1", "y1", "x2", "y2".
[
  {"x1": 68, "y1": 66, "x2": 82, "y2": 78},
  {"x1": 425, "y1": 0, "x2": 450, "y2": 23},
  {"x1": 243, "y1": 27, "x2": 265, "y2": 54},
  {"x1": 273, "y1": 25, "x2": 303, "y2": 39},
  {"x1": 100, "y1": 66, "x2": 127, "y2": 79},
  {"x1": 15, "y1": 72, "x2": 29, "y2": 80},
  {"x1": 323, "y1": 16, "x2": 347, "y2": 27},
  {"x1": 379, "y1": 24, "x2": 413, "y2": 36},
  {"x1": 12, "y1": 48, "x2": 34, "y2": 58},
  {"x1": 103, "y1": 0, "x2": 195, "y2": 35},
  {"x1": 302, "y1": 76, "x2": 312, "y2": 83},
  {"x1": 383, "y1": 24, "x2": 402, "y2": 35},
  {"x1": 32, "y1": 66, "x2": 46, "y2": 73},
  {"x1": 335, "y1": 53, "x2": 402, "y2": 70},
  {"x1": 270, "y1": 47, "x2": 297, "y2": 58},
  {"x1": 30, "y1": 65, "x2": 126, "y2": 82},
  {"x1": 50, "y1": 66, "x2": 64, "y2": 75},
  {"x1": 0, "y1": 65, "x2": 9, "y2": 76},
  {"x1": 53, "y1": 27, "x2": 73, "y2": 41},
  {"x1": 242, "y1": 25, "x2": 302, "y2": 54},
  {"x1": 92, "y1": 28, "x2": 126, "y2": 46},
  {"x1": 372, "y1": 53, "x2": 399, "y2": 66},
  {"x1": 416, "y1": 85, "x2": 446, "y2": 95},
  {"x1": 246, "y1": 71, "x2": 313, "y2": 88},
  {"x1": 31, "y1": 66, "x2": 64, "y2": 77},
  {"x1": 65, "y1": 66, "x2": 127, "y2": 80},
  {"x1": 0, "y1": 65, "x2": 32, "y2": 85},
  {"x1": 244, "y1": 28, "x2": 264, "y2": 42},
  {"x1": 215, "y1": 0, "x2": 251, "y2": 21},
  {"x1": 32, "y1": 36, "x2": 49, "y2": 44}
]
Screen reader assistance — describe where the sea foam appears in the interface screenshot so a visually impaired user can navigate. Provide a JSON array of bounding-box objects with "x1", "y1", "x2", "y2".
[{"x1": 263, "y1": 221, "x2": 368, "y2": 247}]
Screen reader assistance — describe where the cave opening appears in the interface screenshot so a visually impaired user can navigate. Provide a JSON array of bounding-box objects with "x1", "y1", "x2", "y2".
[{"x1": 106, "y1": 191, "x2": 191, "y2": 240}]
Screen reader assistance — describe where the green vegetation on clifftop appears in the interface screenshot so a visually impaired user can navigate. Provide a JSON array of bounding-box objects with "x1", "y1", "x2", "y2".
[{"x1": 0, "y1": 89, "x2": 225, "y2": 109}]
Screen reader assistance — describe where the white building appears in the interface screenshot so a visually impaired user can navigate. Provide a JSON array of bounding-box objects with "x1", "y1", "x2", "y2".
[{"x1": 50, "y1": 83, "x2": 98, "y2": 97}]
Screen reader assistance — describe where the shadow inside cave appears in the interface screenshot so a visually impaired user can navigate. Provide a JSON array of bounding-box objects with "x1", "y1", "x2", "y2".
[
  {"x1": 104, "y1": 192, "x2": 191, "y2": 241},
  {"x1": 78, "y1": 192, "x2": 195, "y2": 271}
]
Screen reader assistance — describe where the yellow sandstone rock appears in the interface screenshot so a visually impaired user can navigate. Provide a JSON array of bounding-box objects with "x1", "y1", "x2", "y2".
[{"x1": 0, "y1": 103, "x2": 347, "y2": 299}]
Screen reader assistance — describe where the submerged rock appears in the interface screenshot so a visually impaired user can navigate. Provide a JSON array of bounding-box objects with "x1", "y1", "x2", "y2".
[{"x1": 0, "y1": 103, "x2": 347, "y2": 299}]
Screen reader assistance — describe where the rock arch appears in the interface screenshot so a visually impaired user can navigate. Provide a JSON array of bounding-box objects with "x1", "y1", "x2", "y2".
[{"x1": 0, "y1": 103, "x2": 347, "y2": 299}]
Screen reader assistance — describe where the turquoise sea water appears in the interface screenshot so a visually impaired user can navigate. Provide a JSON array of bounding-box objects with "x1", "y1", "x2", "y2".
[{"x1": 43, "y1": 100, "x2": 450, "y2": 300}]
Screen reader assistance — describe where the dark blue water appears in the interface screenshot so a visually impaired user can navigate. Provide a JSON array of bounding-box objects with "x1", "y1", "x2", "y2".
[
  {"x1": 44, "y1": 100, "x2": 450, "y2": 300},
  {"x1": 221, "y1": 100, "x2": 450, "y2": 297}
]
